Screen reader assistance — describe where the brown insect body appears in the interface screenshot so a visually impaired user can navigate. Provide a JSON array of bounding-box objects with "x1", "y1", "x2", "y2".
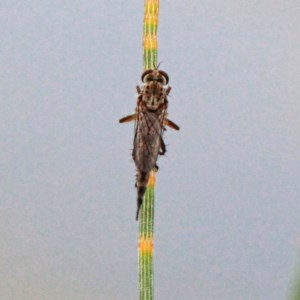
[{"x1": 120, "y1": 69, "x2": 179, "y2": 220}]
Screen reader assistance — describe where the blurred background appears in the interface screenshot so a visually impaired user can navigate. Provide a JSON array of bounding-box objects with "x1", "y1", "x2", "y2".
[{"x1": 1, "y1": 1, "x2": 299, "y2": 299}]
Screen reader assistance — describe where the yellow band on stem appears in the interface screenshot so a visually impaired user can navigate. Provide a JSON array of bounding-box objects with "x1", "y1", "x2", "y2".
[
  {"x1": 147, "y1": 171, "x2": 156, "y2": 188},
  {"x1": 144, "y1": 0, "x2": 159, "y2": 8},
  {"x1": 144, "y1": 14, "x2": 158, "y2": 25},
  {"x1": 143, "y1": 36, "x2": 158, "y2": 50},
  {"x1": 138, "y1": 237, "x2": 154, "y2": 253}
]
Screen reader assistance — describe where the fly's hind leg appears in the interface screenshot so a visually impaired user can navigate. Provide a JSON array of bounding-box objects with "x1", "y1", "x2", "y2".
[
  {"x1": 159, "y1": 136, "x2": 166, "y2": 155},
  {"x1": 155, "y1": 137, "x2": 166, "y2": 171}
]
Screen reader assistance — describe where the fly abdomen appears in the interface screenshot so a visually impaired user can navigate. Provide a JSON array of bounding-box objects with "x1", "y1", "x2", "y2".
[
  {"x1": 136, "y1": 187, "x2": 146, "y2": 221},
  {"x1": 135, "y1": 170, "x2": 150, "y2": 220}
]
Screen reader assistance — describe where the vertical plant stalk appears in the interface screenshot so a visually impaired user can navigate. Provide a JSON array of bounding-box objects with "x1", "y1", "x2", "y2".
[
  {"x1": 138, "y1": 1, "x2": 159, "y2": 299},
  {"x1": 291, "y1": 249, "x2": 300, "y2": 300},
  {"x1": 138, "y1": 171, "x2": 155, "y2": 300},
  {"x1": 143, "y1": 0, "x2": 159, "y2": 70}
]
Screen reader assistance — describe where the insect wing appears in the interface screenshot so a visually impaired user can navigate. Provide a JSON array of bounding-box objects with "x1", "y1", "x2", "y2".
[{"x1": 133, "y1": 105, "x2": 166, "y2": 173}]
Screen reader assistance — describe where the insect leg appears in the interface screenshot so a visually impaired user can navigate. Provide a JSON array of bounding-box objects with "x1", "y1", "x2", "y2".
[
  {"x1": 119, "y1": 113, "x2": 137, "y2": 123},
  {"x1": 164, "y1": 118, "x2": 180, "y2": 130},
  {"x1": 159, "y1": 136, "x2": 166, "y2": 155},
  {"x1": 166, "y1": 86, "x2": 171, "y2": 95}
]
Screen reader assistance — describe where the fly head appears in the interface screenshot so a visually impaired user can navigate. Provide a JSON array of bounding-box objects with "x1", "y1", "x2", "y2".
[{"x1": 139, "y1": 69, "x2": 170, "y2": 111}]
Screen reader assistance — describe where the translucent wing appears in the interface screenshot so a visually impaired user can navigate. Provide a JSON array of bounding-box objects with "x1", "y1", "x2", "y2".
[{"x1": 133, "y1": 103, "x2": 166, "y2": 173}]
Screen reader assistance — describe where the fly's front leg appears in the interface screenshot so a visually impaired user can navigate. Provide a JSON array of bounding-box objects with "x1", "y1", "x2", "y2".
[
  {"x1": 166, "y1": 86, "x2": 171, "y2": 95},
  {"x1": 136, "y1": 85, "x2": 142, "y2": 94},
  {"x1": 119, "y1": 113, "x2": 137, "y2": 123}
]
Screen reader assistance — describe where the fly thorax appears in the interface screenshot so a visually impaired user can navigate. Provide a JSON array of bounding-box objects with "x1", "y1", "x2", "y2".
[{"x1": 142, "y1": 81, "x2": 166, "y2": 111}]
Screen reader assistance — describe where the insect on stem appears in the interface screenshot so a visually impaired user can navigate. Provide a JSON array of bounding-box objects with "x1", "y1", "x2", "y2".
[{"x1": 119, "y1": 68, "x2": 179, "y2": 220}]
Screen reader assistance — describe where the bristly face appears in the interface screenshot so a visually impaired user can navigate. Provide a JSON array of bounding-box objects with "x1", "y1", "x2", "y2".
[{"x1": 140, "y1": 69, "x2": 170, "y2": 111}]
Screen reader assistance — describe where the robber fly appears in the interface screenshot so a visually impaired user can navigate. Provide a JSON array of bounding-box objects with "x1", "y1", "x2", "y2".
[{"x1": 119, "y1": 68, "x2": 179, "y2": 220}]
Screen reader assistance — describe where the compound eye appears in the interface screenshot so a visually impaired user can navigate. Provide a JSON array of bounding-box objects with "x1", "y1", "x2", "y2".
[
  {"x1": 158, "y1": 70, "x2": 169, "y2": 85},
  {"x1": 141, "y1": 69, "x2": 154, "y2": 83},
  {"x1": 144, "y1": 75, "x2": 154, "y2": 83}
]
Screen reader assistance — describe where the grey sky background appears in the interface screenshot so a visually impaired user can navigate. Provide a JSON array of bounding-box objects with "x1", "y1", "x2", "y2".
[{"x1": 1, "y1": 1, "x2": 300, "y2": 299}]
